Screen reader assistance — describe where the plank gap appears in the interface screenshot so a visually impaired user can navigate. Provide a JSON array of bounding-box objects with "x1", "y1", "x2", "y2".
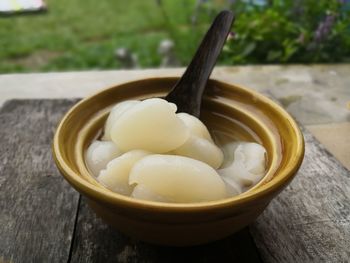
[{"x1": 67, "y1": 195, "x2": 82, "y2": 263}]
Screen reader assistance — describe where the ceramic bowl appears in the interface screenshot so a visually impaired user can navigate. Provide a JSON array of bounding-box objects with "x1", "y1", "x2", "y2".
[{"x1": 53, "y1": 77, "x2": 304, "y2": 246}]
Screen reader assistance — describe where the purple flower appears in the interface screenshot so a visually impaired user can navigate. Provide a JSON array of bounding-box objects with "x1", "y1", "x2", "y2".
[
  {"x1": 308, "y1": 14, "x2": 336, "y2": 50},
  {"x1": 314, "y1": 15, "x2": 336, "y2": 43}
]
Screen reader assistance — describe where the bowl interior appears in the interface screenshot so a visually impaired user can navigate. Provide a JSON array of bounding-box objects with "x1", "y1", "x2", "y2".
[{"x1": 53, "y1": 77, "x2": 304, "y2": 210}]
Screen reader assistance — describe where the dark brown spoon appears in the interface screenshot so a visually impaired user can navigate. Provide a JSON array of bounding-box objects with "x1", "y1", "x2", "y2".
[{"x1": 165, "y1": 10, "x2": 235, "y2": 117}]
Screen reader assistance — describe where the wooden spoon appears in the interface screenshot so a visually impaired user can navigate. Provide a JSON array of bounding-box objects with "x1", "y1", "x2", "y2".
[{"x1": 165, "y1": 10, "x2": 235, "y2": 117}]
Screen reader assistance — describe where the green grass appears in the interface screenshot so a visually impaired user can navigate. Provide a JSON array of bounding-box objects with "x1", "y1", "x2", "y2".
[
  {"x1": 3, "y1": 0, "x2": 346, "y2": 73},
  {"x1": 0, "y1": 0, "x2": 211, "y2": 73}
]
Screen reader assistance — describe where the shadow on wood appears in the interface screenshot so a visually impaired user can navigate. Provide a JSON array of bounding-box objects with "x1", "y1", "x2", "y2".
[{"x1": 70, "y1": 197, "x2": 261, "y2": 263}]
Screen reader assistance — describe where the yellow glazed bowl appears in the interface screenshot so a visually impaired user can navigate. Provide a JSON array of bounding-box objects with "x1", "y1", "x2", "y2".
[{"x1": 53, "y1": 78, "x2": 304, "y2": 246}]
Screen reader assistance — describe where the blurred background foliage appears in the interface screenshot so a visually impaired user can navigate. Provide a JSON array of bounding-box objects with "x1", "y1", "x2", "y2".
[{"x1": 0, "y1": 0, "x2": 349, "y2": 73}]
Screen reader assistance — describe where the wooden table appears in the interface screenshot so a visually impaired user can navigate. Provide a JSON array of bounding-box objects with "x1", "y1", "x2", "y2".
[{"x1": 1, "y1": 65, "x2": 349, "y2": 262}]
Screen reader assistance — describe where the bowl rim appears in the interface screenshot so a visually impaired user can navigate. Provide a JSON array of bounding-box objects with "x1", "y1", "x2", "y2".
[{"x1": 53, "y1": 77, "x2": 305, "y2": 212}]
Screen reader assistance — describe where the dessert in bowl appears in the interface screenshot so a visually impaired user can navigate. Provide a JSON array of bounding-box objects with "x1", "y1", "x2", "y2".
[{"x1": 53, "y1": 77, "x2": 304, "y2": 246}]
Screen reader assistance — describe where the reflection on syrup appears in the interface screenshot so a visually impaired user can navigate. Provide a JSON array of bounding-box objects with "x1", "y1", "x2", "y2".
[{"x1": 201, "y1": 99, "x2": 283, "y2": 186}]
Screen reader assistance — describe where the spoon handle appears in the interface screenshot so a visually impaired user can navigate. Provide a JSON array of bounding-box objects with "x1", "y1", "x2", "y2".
[{"x1": 165, "y1": 10, "x2": 235, "y2": 117}]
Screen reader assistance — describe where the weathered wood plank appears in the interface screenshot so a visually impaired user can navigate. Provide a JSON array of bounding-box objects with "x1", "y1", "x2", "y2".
[
  {"x1": 3, "y1": 99, "x2": 349, "y2": 262},
  {"x1": 0, "y1": 99, "x2": 80, "y2": 263},
  {"x1": 250, "y1": 128, "x2": 350, "y2": 262},
  {"x1": 70, "y1": 197, "x2": 262, "y2": 263}
]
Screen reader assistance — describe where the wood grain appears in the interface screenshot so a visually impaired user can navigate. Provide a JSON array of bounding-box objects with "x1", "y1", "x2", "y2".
[
  {"x1": 2, "y1": 99, "x2": 350, "y2": 263},
  {"x1": 250, "y1": 128, "x2": 350, "y2": 262},
  {"x1": 70, "y1": 197, "x2": 261, "y2": 263},
  {"x1": 0, "y1": 99, "x2": 80, "y2": 263}
]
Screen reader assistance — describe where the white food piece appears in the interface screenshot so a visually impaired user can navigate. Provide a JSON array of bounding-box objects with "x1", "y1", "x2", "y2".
[
  {"x1": 177, "y1": 113, "x2": 212, "y2": 141},
  {"x1": 168, "y1": 102, "x2": 178, "y2": 112},
  {"x1": 173, "y1": 113, "x2": 223, "y2": 169},
  {"x1": 173, "y1": 135, "x2": 224, "y2": 169},
  {"x1": 110, "y1": 98, "x2": 190, "y2": 153},
  {"x1": 218, "y1": 141, "x2": 241, "y2": 168},
  {"x1": 85, "y1": 141, "x2": 122, "y2": 176},
  {"x1": 237, "y1": 142, "x2": 266, "y2": 174},
  {"x1": 88, "y1": 98, "x2": 267, "y2": 202},
  {"x1": 131, "y1": 184, "x2": 170, "y2": 202},
  {"x1": 129, "y1": 155, "x2": 227, "y2": 203},
  {"x1": 221, "y1": 176, "x2": 242, "y2": 196},
  {"x1": 97, "y1": 150, "x2": 149, "y2": 195},
  {"x1": 102, "y1": 100, "x2": 140, "y2": 141},
  {"x1": 218, "y1": 142, "x2": 266, "y2": 193}
]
